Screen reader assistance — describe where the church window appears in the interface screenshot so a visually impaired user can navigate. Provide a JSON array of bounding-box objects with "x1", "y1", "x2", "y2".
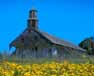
[
  {"x1": 32, "y1": 20, "x2": 36, "y2": 27},
  {"x1": 51, "y1": 47, "x2": 58, "y2": 56},
  {"x1": 35, "y1": 47, "x2": 38, "y2": 51}
]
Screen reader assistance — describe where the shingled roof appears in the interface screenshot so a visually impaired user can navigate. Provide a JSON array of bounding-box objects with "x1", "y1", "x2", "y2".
[
  {"x1": 10, "y1": 28, "x2": 86, "y2": 52},
  {"x1": 37, "y1": 30, "x2": 86, "y2": 51}
]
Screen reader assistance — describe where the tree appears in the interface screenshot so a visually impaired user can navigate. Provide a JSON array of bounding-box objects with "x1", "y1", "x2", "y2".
[{"x1": 79, "y1": 37, "x2": 94, "y2": 55}]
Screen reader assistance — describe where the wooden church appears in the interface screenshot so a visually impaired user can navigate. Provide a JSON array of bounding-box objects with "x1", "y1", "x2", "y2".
[{"x1": 10, "y1": 8, "x2": 85, "y2": 58}]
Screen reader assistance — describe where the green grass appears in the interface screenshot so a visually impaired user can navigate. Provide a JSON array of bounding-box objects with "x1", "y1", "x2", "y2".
[{"x1": 0, "y1": 55, "x2": 93, "y2": 64}]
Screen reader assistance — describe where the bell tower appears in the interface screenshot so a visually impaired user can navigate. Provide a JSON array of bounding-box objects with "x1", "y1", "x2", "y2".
[{"x1": 28, "y1": 8, "x2": 38, "y2": 29}]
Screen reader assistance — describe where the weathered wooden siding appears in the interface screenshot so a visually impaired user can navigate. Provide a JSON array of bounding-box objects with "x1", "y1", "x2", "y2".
[{"x1": 12, "y1": 30, "x2": 84, "y2": 59}]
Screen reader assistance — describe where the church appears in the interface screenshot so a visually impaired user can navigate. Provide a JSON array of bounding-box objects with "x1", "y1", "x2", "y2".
[{"x1": 10, "y1": 8, "x2": 85, "y2": 58}]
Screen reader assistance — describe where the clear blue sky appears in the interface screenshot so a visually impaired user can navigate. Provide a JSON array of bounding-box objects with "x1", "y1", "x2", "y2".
[{"x1": 0, "y1": 0, "x2": 94, "y2": 53}]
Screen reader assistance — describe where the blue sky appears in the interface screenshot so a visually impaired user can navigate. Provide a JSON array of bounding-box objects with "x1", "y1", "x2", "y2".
[{"x1": 0, "y1": 0, "x2": 94, "y2": 53}]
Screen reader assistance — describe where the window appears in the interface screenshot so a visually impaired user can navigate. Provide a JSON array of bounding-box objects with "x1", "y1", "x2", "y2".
[
  {"x1": 51, "y1": 47, "x2": 57, "y2": 56},
  {"x1": 35, "y1": 47, "x2": 38, "y2": 51},
  {"x1": 32, "y1": 20, "x2": 36, "y2": 27}
]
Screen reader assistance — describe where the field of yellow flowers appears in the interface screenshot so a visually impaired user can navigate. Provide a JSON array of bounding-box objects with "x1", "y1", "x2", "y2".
[{"x1": 0, "y1": 61, "x2": 94, "y2": 76}]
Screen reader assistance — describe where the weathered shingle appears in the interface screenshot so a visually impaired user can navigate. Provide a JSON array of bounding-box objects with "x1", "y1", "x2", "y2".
[
  {"x1": 37, "y1": 30, "x2": 86, "y2": 51},
  {"x1": 10, "y1": 28, "x2": 86, "y2": 52}
]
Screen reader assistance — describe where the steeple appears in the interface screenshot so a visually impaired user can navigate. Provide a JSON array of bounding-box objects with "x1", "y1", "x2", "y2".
[{"x1": 28, "y1": 8, "x2": 38, "y2": 29}]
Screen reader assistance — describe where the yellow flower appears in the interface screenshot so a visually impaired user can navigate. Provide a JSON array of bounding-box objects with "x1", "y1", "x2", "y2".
[
  {"x1": 0, "y1": 61, "x2": 94, "y2": 76},
  {"x1": 51, "y1": 74, "x2": 57, "y2": 76},
  {"x1": 24, "y1": 72, "x2": 31, "y2": 76}
]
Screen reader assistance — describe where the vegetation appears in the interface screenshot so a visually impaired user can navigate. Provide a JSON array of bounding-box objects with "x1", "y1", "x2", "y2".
[
  {"x1": 79, "y1": 37, "x2": 94, "y2": 55},
  {"x1": 0, "y1": 50, "x2": 94, "y2": 76},
  {"x1": 0, "y1": 60, "x2": 94, "y2": 76},
  {"x1": 0, "y1": 50, "x2": 94, "y2": 64}
]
